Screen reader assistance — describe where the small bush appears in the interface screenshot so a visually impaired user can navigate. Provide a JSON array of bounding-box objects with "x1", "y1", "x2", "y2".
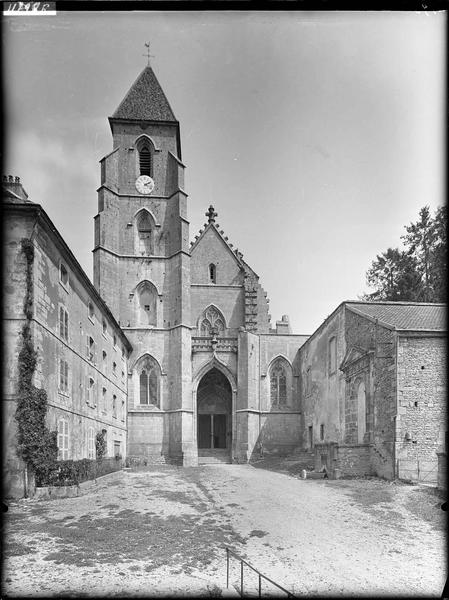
[{"x1": 36, "y1": 457, "x2": 121, "y2": 487}]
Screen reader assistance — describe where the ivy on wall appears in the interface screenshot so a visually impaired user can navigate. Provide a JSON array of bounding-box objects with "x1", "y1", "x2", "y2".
[
  {"x1": 95, "y1": 430, "x2": 107, "y2": 460},
  {"x1": 15, "y1": 239, "x2": 58, "y2": 484}
]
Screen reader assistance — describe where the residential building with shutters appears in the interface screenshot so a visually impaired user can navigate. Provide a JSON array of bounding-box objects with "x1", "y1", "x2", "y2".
[{"x1": 3, "y1": 177, "x2": 132, "y2": 498}]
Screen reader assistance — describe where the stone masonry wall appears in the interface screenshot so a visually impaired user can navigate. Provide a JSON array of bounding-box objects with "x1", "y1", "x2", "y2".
[
  {"x1": 345, "y1": 309, "x2": 396, "y2": 479},
  {"x1": 298, "y1": 306, "x2": 346, "y2": 450},
  {"x1": 395, "y1": 334, "x2": 446, "y2": 482},
  {"x1": 336, "y1": 444, "x2": 372, "y2": 477}
]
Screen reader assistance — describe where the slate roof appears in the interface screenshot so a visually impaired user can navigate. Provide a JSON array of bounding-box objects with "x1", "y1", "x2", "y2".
[
  {"x1": 112, "y1": 66, "x2": 177, "y2": 122},
  {"x1": 346, "y1": 302, "x2": 446, "y2": 331}
]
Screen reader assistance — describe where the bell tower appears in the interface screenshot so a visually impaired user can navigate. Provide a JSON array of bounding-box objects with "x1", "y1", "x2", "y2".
[{"x1": 93, "y1": 61, "x2": 195, "y2": 465}]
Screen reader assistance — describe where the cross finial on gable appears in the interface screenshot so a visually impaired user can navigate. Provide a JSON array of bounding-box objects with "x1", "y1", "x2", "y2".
[{"x1": 206, "y1": 205, "x2": 218, "y2": 224}]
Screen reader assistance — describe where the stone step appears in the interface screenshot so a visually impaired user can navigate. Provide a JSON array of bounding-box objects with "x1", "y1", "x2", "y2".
[{"x1": 198, "y1": 456, "x2": 232, "y2": 464}]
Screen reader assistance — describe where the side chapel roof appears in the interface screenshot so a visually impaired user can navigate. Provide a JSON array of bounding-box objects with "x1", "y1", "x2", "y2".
[{"x1": 346, "y1": 302, "x2": 446, "y2": 332}]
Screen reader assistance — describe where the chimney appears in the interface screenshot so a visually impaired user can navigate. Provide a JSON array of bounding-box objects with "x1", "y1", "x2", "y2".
[
  {"x1": 276, "y1": 314, "x2": 291, "y2": 335},
  {"x1": 2, "y1": 175, "x2": 29, "y2": 202}
]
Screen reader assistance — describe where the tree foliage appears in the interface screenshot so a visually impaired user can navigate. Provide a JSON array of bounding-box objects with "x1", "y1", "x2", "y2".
[{"x1": 364, "y1": 206, "x2": 447, "y2": 302}]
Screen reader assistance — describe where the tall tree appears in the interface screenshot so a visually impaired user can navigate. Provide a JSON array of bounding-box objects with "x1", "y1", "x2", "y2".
[
  {"x1": 402, "y1": 206, "x2": 435, "y2": 301},
  {"x1": 363, "y1": 205, "x2": 446, "y2": 302},
  {"x1": 364, "y1": 247, "x2": 421, "y2": 301},
  {"x1": 430, "y1": 205, "x2": 447, "y2": 302}
]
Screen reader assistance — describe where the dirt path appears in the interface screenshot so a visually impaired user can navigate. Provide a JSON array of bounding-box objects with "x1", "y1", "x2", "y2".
[{"x1": 2, "y1": 465, "x2": 446, "y2": 597}]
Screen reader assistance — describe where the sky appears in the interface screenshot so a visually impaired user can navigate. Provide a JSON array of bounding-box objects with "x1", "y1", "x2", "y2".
[{"x1": 3, "y1": 11, "x2": 446, "y2": 335}]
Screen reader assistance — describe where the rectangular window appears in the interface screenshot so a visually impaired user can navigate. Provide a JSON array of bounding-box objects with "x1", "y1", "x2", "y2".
[
  {"x1": 114, "y1": 440, "x2": 121, "y2": 458},
  {"x1": 329, "y1": 337, "x2": 337, "y2": 374},
  {"x1": 88, "y1": 427, "x2": 95, "y2": 459},
  {"x1": 59, "y1": 359, "x2": 69, "y2": 392},
  {"x1": 57, "y1": 419, "x2": 69, "y2": 460},
  {"x1": 121, "y1": 399, "x2": 125, "y2": 422},
  {"x1": 112, "y1": 395, "x2": 117, "y2": 418},
  {"x1": 102, "y1": 387, "x2": 106, "y2": 412},
  {"x1": 88, "y1": 301, "x2": 95, "y2": 320},
  {"x1": 87, "y1": 336, "x2": 95, "y2": 362},
  {"x1": 59, "y1": 306, "x2": 69, "y2": 341},
  {"x1": 308, "y1": 425, "x2": 313, "y2": 449},
  {"x1": 112, "y1": 362, "x2": 117, "y2": 375},
  {"x1": 320, "y1": 424, "x2": 324, "y2": 441},
  {"x1": 59, "y1": 263, "x2": 68, "y2": 286},
  {"x1": 87, "y1": 377, "x2": 95, "y2": 405},
  {"x1": 305, "y1": 367, "x2": 311, "y2": 396},
  {"x1": 100, "y1": 160, "x2": 106, "y2": 185}
]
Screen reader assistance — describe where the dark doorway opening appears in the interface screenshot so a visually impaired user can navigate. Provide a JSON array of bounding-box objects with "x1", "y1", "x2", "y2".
[
  {"x1": 198, "y1": 414, "x2": 227, "y2": 449},
  {"x1": 197, "y1": 368, "x2": 232, "y2": 462}
]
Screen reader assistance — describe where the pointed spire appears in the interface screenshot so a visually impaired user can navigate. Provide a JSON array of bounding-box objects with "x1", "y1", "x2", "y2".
[
  {"x1": 206, "y1": 205, "x2": 218, "y2": 224},
  {"x1": 112, "y1": 66, "x2": 177, "y2": 122}
]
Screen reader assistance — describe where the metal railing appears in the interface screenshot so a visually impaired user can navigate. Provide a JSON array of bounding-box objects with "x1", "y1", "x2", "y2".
[{"x1": 225, "y1": 546, "x2": 297, "y2": 598}]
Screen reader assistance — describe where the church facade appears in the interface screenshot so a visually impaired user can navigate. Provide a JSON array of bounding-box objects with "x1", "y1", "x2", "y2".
[
  {"x1": 3, "y1": 64, "x2": 446, "y2": 496},
  {"x1": 93, "y1": 66, "x2": 308, "y2": 466}
]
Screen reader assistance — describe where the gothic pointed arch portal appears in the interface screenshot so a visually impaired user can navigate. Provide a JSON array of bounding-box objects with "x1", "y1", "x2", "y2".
[{"x1": 196, "y1": 367, "x2": 232, "y2": 463}]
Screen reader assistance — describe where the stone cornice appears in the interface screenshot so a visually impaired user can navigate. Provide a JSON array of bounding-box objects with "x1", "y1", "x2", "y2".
[
  {"x1": 96, "y1": 184, "x2": 188, "y2": 201},
  {"x1": 92, "y1": 245, "x2": 191, "y2": 260}
]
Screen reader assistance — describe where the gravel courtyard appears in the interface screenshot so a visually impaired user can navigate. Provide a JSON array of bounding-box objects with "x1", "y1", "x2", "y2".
[{"x1": 2, "y1": 463, "x2": 446, "y2": 597}]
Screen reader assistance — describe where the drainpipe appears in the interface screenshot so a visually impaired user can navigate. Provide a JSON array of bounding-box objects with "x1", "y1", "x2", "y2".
[
  {"x1": 393, "y1": 329, "x2": 398, "y2": 479},
  {"x1": 258, "y1": 334, "x2": 261, "y2": 449}
]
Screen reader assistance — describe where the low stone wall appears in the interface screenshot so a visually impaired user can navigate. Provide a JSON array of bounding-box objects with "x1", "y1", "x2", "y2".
[
  {"x1": 34, "y1": 469, "x2": 123, "y2": 500},
  {"x1": 436, "y1": 452, "x2": 446, "y2": 490},
  {"x1": 336, "y1": 444, "x2": 372, "y2": 477},
  {"x1": 125, "y1": 454, "x2": 181, "y2": 467}
]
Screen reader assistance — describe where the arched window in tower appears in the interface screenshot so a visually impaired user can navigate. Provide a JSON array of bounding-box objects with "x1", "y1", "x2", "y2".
[
  {"x1": 136, "y1": 210, "x2": 154, "y2": 255},
  {"x1": 136, "y1": 281, "x2": 157, "y2": 327},
  {"x1": 269, "y1": 357, "x2": 291, "y2": 406},
  {"x1": 139, "y1": 146, "x2": 152, "y2": 177},
  {"x1": 209, "y1": 263, "x2": 217, "y2": 284},
  {"x1": 135, "y1": 355, "x2": 160, "y2": 408},
  {"x1": 199, "y1": 305, "x2": 226, "y2": 336}
]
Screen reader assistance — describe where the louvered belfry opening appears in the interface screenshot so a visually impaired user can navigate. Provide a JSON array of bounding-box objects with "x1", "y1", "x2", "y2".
[{"x1": 139, "y1": 147, "x2": 152, "y2": 176}]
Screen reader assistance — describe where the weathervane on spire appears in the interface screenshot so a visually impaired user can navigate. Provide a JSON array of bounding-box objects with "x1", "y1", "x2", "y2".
[{"x1": 143, "y1": 42, "x2": 154, "y2": 67}]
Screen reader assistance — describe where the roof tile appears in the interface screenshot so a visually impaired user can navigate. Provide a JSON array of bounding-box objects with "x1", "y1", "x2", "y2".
[
  {"x1": 346, "y1": 302, "x2": 446, "y2": 331},
  {"x1": 112, "y1": 67, "x2": 177, "y2": 122}
]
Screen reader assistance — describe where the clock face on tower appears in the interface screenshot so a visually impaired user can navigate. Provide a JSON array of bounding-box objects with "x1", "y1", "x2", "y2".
[{"x1": 135, "y1": 175, "x2": 155, "y2": 195}]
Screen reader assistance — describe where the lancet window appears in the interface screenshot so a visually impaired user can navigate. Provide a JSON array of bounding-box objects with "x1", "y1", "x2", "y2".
[
  {"x1": 269, "y1": 358, "x2": 290, "y2": 406},
  {"x1": 135, "y1": 355, "x2": 161, "y2": 408}
]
